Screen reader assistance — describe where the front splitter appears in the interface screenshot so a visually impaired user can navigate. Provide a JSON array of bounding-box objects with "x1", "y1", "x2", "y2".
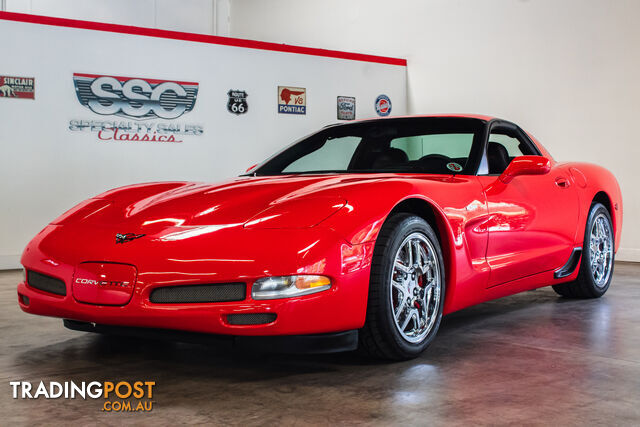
[{"x1": 63, "y1": 319, "x2": 358, "y2": 354}]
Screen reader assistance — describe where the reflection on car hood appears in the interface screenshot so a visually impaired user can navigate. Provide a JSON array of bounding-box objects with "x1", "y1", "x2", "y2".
[{"x1": 70, "y1": 173, "x2": 452, "y2": 229}]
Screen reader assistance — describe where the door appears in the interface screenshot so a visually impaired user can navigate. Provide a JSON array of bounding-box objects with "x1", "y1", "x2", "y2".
[{"x1": 477, "y1": 123, "x2": 579, "y2": 287}]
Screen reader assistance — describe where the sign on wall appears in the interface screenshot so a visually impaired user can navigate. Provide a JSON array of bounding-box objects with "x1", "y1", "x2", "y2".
[
  {"x1": 337, "y1": 96, "x2": 356, "y2": 120},
  {"x1": 69, "y1": 73, "x2": 203, "y2": 142},
  {"x1": 375, "y1": 94, "x2": 392, "y2": 116},
  {"x1": 0, "y1": 75, "x2": 35, "y2": 99},
  {"x1": 278, "y1": 86, "x2": 306, "y2": 115},
  {"x1": 227, "y1": 90, "x2": 248, "y2": 115}
]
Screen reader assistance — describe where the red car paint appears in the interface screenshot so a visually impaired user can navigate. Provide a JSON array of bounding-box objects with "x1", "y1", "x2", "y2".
[{"x1": 17, "y1": 115, "x2": 623, "y2": 337}]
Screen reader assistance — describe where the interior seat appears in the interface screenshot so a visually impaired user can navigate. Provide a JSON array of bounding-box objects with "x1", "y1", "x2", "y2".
[
  {"x1": 371, "y1": 147, "x2": 409, "y2": 169},
  {"x1": 487, "y1": 142, "x2": 510, "y2": 174}
]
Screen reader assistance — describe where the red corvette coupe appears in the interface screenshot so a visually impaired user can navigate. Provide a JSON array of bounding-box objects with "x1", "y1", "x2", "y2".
[{"x1": 18, "y1": 115, "x2": 622, "y2": 359}]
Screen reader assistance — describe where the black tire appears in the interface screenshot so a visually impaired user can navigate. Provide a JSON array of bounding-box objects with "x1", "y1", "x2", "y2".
[
  {"x1": 552, "y1": 202, "x2": 614, "y2": 298},
  {"x1": 359, "y1": 214, "x2": 446, "y2": 360}
]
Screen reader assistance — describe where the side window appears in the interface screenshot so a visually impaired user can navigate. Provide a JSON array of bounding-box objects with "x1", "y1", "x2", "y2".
[
  {"x1": 486, "y1": 128, "x2": 537, "y2": 175},
  {"x1": 283, "y1": 136, "x2": 361, "y2": 173},
  {"x1": 488, "y1": 134, "x2": 526, "y2": 157}
]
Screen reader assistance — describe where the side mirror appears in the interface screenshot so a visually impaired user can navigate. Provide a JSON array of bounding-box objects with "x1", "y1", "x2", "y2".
[{"x1": 499, "y1": 156, "x2": 551, "y2": 184}]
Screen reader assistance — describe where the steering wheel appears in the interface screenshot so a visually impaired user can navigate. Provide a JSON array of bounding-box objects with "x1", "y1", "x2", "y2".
[{"x1": 417, "y1": 154, "x2": 451, "y2": 173}]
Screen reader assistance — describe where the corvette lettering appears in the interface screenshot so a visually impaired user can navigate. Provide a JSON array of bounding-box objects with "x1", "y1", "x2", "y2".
[{"x1": 74, "y1": 278, "x2": 131, "y2": 288}]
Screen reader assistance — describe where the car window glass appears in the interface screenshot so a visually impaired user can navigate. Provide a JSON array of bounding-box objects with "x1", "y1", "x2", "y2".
[
  {"x1": 282, "y1": 136, "x2": 361, "y2": 173},
  {"x1": 488, "y1": 134, "x2": 525, "y2": 157},
  {"x1": 390, "y1": 133, "x2": 474, "y2": 161},
  {"x1": 485, "y1": 129, "x2": 539, "y2": 175}
]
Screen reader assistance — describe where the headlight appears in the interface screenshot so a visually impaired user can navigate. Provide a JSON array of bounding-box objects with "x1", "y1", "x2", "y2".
[{"x1": 252, "y1": 275, "x2": 331, "y2": 300}]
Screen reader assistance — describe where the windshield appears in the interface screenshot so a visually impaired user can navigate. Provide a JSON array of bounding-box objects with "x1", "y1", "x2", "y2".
[{"x1": 253, "y1": 117, "x2": 485, "y2": 175}]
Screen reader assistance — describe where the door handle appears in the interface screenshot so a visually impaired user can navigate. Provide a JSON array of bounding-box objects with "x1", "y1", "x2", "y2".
[{"x1": 555, "y1": 177, "x2": 570, "y2": 188}]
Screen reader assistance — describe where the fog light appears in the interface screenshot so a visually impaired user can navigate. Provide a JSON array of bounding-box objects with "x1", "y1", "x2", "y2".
[
  {"x1": 19, "y1": 294, "x2": 30, "y2": 306},
  {"x1": 252, "y1": 275, "x2": 331, "y2": 300}
]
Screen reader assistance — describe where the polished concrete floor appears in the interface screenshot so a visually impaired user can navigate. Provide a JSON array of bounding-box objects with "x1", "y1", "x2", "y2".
[{"x1": 1, "y1": 263, "x2": 640, "y2": 426}]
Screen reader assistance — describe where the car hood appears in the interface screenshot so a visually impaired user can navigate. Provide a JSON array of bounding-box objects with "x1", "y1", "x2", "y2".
[{"x1": 56, "y1": 174, "x2": 429, "y2": 230}]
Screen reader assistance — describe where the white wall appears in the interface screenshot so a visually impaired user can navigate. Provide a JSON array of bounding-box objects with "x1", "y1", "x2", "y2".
[
  {"x1": 0, "y1": 17, "x2": 407, "y2": 269},
  {"x1": 4, "y1": 0, "x2": 230, "y2": 36},
  {"x1": 230, "y1": 0, "x2": 640, "y2": 262}
]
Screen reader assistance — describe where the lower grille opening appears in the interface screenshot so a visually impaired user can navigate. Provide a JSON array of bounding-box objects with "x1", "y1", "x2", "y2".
[
  {"x1": 19, "y1": 293, "x2": 30, "y2": 305},
  {"x1": 27, "y1": 270, "x2": 67, "y2": 296},
  {"x1": 149, "y1": 283, "x2": 246, "y2": 304},
  {"x1": 227, "y1": 313, "x2": 277, "y2": 326}
]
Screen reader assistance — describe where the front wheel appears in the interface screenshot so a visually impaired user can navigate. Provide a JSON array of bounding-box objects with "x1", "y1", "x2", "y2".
[
  {"x1": 359, "y1": 214, "x2": 445, "y2": 360},
  {"x1": 553, "y1": 202, "x2": 614, "y2": 298}
]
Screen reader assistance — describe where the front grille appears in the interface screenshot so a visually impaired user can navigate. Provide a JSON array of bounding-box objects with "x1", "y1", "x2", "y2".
[
  {"x1": 227, "y1": 313, "x2": 277, "y2": 325},
  {"x1": 27, "y1": 271, "x2": 67, "y2": 296},
  {"x1": 149, "y1": 283, "x2": 246, "y2": 304}
]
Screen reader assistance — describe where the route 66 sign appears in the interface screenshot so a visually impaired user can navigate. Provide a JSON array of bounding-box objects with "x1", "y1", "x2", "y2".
[{"x1": 227, "y1": 90, "x2": 248, "y2": 115}]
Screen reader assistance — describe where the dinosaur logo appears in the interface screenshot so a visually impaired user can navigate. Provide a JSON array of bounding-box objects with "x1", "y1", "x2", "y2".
[
  {"x1": 278, "y1": 86, "x2": 306, "y2": 115},
  {"x1": 0, "y1": 85, "x2": 16, "y2": 97}
]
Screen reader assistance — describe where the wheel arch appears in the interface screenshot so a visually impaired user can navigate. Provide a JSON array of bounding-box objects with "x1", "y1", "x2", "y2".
[
  {"x1": 385, "y1": 197, "x2": 457, "y2": 308},
  {"x1": 593, "y1": 191, "x2": 613, "y2": 217}
]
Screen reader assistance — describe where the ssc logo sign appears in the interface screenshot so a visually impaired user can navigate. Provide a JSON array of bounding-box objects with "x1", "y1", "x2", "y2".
[
  {"x1": 278, "y1": 86, "x2": 306, "y2": 114},
  {"x1": 227, "y1": 90, "x2": 248, "y2": 115},
  {"x1": 375, "y1": 94, "x2": 391, "y2": 116},
  {"x1": 73, "y1": 73, "x2": 198, "y2": 120}
]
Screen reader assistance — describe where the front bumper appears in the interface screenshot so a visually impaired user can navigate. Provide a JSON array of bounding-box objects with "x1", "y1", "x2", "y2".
[{"x1": 18, "y1": 224, "x2": 373, "y2": 337}]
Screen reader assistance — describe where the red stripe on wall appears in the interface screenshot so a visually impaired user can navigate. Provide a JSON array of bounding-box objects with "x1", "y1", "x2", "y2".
[
  {"x1": 0, "y1": 11, "x2": 407, "y2": 66},
  {"x1": 73, "y1": 73, "x2": 199, "y2": 86}
]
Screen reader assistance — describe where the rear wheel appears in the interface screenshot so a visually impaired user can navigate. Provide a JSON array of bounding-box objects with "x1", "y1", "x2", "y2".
[
  {"x1": 359, "y1": 214, "x2": 445, "y2": 360},
  {"x1": 553, "y1": 202, "x2": 614, "y2": 298}
]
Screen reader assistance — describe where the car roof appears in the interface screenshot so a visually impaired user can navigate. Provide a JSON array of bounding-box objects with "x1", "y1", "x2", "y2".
[
  {"x1": 388, "y1": 113, "x2": 495, "y2": 121},
  {"x1": 327, "y1": 114, "x2": 497, "y2": 127}
]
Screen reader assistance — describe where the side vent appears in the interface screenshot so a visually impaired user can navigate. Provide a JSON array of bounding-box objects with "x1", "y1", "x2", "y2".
[
  {"x1": 149, "y1": 283, "x2": 246, "y2": 304},
  {"x1": 227, "y1": 313, "x2": 277, "y2": 325}
]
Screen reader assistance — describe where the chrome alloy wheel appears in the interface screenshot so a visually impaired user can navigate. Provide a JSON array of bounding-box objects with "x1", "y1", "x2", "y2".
[
  {"x1": 389, "y1": 232, "x2": 441, "y2": 343},
  {"x1": 589, "y1": 213, "x2": 614, "y2": 288}
]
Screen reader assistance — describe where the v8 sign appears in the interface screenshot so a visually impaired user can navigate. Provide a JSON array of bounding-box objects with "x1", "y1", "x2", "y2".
[
  {"x1": 72, "y1": 73, "x2": 198, "y2": 120},
  {"x1": 278, "y1": 86, "x2": 306, "y2": 115}
]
